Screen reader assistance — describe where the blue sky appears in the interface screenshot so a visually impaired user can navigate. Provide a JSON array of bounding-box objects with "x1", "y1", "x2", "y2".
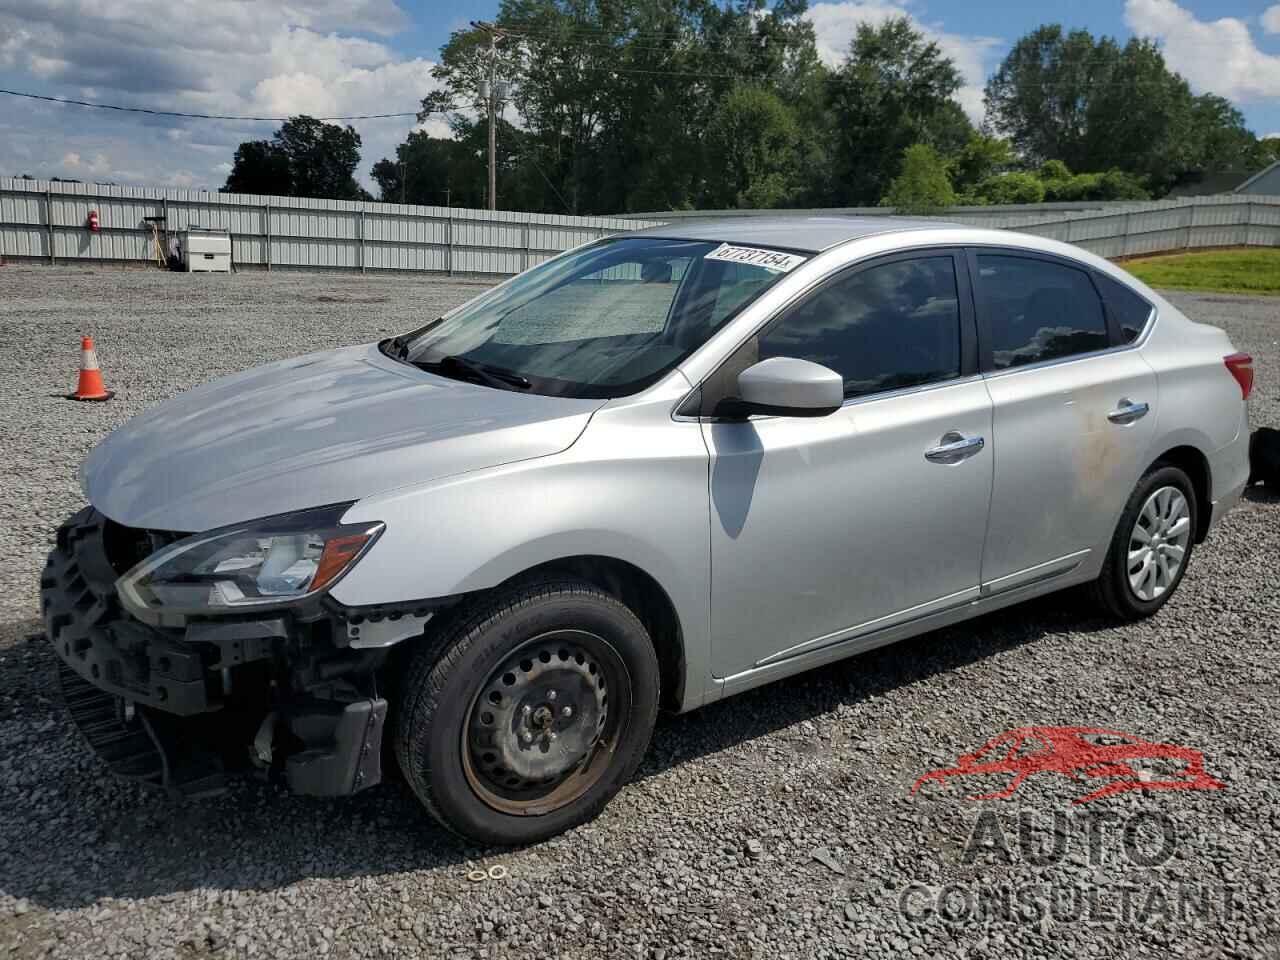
[{"x1": 1, "y1": 0, "x2": 1277, "y2": 194}]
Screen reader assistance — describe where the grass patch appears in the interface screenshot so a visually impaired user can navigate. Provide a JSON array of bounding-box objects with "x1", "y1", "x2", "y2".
[{"x1": 1122, "y1": 248, "x2": 1280, "y2": 295}]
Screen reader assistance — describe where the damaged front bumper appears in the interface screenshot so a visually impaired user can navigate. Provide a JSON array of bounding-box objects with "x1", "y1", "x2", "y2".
[{"x1": 40, "y1": 507, "x2": 429, "y2": 799}]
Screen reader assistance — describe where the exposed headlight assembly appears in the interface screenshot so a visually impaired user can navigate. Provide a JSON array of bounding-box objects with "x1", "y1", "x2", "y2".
[{"x1": 117, "y1": 504, "x2": 383, "y2": 616}]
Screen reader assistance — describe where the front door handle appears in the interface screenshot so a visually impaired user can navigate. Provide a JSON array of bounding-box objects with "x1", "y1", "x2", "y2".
[
  {"x1": 925, "y1": 431, "x2": 985, "y2": 464},
  {"x1": 1107, "y1": 399, "x2": 1150, "y2": 425}
]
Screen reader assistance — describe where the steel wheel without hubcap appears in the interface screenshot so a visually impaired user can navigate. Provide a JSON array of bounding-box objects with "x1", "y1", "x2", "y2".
[
  {"x1": 1127, "y1": 485, "x2": 1192, "y2": 601},
  {"x1": 462, "y1": 630, "x2": 630, "y2": 816}
]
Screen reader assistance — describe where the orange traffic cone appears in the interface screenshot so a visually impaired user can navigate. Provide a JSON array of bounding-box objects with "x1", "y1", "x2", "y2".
[{"x1": 68, "y1": 336, "x2": 114, "y2": 402}]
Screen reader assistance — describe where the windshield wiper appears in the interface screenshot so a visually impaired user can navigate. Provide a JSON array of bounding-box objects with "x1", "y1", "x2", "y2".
[{"x1": 418, "y1": 355, "x2": 532, "y2": 390}]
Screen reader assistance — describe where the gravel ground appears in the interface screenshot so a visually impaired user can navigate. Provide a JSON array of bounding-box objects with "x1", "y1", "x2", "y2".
[{"x1": 1, "y1": 266, "x2": 1278, "y2": 960}]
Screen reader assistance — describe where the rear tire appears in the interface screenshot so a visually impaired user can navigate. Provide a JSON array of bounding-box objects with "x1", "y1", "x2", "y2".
[
  {"x1": 1090, "y1": 464, "x2": 1198, "y2": 621},
  {"x1": 394, "y1": 579, "x2": 659, "y2": 845}
]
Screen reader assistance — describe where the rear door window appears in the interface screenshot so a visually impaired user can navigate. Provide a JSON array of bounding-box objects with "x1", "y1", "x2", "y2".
[
  {"x1": 976, "y1": 254, "x2": 1109, "y2": 369},
  {"x1": 757, "y1": 255, "x2": 963, "y2": 399}
]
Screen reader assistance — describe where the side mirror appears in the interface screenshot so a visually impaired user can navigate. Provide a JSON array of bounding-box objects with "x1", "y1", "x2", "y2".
[{"x1": 718, "y1": 357, "x2": 844, "y2": 419}]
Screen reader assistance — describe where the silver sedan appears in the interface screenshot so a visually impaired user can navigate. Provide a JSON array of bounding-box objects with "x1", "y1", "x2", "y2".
[{"x1": 51, "y1": 217, "x2": 1252, "y2": 844}]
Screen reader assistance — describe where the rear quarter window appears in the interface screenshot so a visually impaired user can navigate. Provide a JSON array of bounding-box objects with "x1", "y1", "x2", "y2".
[{"x1": 1094, "y1": 272, "x2": 1154, "y2": 344}]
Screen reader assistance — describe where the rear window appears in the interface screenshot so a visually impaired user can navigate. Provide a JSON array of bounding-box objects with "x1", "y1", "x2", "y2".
[{"x1": 1094, "y1": 272, "x2": 1154, "y2": 343}]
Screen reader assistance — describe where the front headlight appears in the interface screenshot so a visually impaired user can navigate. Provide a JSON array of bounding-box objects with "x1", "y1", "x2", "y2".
[{"x1": 117, "y1": 504, "x2": 383, "y2": 615}]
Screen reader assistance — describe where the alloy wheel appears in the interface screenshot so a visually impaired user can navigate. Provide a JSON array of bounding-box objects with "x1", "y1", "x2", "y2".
[{"x1": 1127, "y1": 485, "x2": 1192, "y2": 601}]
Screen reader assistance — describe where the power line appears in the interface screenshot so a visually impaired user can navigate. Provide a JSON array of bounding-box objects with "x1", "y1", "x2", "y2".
[{"x1": 0, "y1": 88, "x2": 420, "y2": 122}]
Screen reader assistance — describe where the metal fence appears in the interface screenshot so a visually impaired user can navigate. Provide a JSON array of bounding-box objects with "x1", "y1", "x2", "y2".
[
  {"x1": 965, "y1": 196, "x2": 1280, "y2": 258},
  {"x1": 2, "y1": 177, "x2": 1278, "y2": 275},
  {"x1": 0, "y1": 177, "x2": 664, "y2": 275},
  {"x1": 626, "y1": 196, "x2": 1280, "y2": 260}
]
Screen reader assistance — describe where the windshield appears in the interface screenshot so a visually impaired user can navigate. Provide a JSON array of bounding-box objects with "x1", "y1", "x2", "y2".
[{"x1": 393, "y1": 237, "x2": 802, "y2": 398}]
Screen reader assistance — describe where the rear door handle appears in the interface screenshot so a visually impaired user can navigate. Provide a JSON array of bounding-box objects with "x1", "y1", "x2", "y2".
[
  {"x1": 925, "y1": 431, "x2": 985, "y2": 464},
  {"x1": 1107, "y1": 399, "x2": 1150, "y2": 425}
]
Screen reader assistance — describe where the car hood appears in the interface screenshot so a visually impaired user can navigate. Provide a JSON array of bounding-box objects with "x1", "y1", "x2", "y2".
[{"x1": 82, "y1": 343, "x2": 603, "y2": 531}]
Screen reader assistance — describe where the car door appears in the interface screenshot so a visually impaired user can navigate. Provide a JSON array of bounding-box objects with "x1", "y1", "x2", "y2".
[
  {"x1": 971, "y1": 250, "x2": 1159, "y2": 593},
  {"x1": 701, "y1": 249, "x2": 994, "y2": 680}
]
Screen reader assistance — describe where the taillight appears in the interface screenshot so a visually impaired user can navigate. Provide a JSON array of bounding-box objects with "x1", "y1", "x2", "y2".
[{"x1": 1224, "y1": 353, "x2": 1253, "y2": 400}]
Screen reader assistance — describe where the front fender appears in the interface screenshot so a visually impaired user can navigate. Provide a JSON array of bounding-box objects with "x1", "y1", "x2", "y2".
[{"x1": 329, "y1": 404, "x2": 713, "y2": 711}]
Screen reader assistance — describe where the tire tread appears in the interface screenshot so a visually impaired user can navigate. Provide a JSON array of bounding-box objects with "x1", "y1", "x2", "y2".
[{"x1": 394, "y1": 579, "x2": 656, "y2": 843}]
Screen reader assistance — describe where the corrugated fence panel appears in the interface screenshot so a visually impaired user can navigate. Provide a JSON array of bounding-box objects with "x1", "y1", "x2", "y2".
[
  {"x1": 232, "y1": 236, "x2": 267, "y2": 265},
  {"x1": 452, "y1": 217, "x2": 525, "y2": 251},
  {"x1": 364, "y1": 213, "x2": 448, "y2": 245},
  {"x1": 1126, "y1": 228, "x2": 1186, "y2": 256},
  {"x1": 1247, "y1": 224, "x2": 1280, "y2": 246},
  {"x1": 2, "y1": 176, "x2": 1274, "y2": 273},
  {"x1": 0, "y1": 224, "x2": 46, "y2": 258},
  {"x1": 1248, "y1": 202, "x2": 1280, "y2": 227},
  {"x1": 365, "y1": 242, "x2": 448, "y2": 272},
  {"x1": 53, "y1": 228, "x2": 150, "y2": 261},
  {"x1": 1, "y1": 190, "x2": 46, "y2": 226},
  {"x1": 270, "y1": 207, "x2": 360, "y2": 241},
  {"x1": 272, "y1": 237, "x2": 360, "y2": 269}
]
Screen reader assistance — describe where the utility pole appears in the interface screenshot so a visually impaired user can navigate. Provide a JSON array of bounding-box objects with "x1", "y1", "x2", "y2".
[
  {"x1": 474, "y1": 20, "x2": 505, "y2": 212},
  {"x1": 487, "y1": 28, "x2": 497, "y2": 211}
]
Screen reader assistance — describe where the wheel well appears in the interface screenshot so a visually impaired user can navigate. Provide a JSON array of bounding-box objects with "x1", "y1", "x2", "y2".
[
  {"x1": 497, "y1": 556, "x2": 686, "y2": 712},
  {"x1": 1151, "y1": 445, "x2": 1212, "y2": 542}
]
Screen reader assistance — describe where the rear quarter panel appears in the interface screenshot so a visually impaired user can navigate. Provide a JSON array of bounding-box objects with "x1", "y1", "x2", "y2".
[{"x1": 1123, "y1": 284, "x2": 1248, "y2": 502}]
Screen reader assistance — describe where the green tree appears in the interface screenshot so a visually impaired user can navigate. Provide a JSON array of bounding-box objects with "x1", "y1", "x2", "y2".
[
  {"x1": 701, "y1": 85, "x2": 801, "y2": 209},
  {"x1": 222, "y1": 140, "x2": 291, "y2": 195},
  {"x1": 880, "y1": 144, "x2": 955, "y2": 213},
  {"x1": 223, "y1": 116, "x2": 368, "y2": 200},
  {"x1": 827, "y1": 17, "x2": 973, "y2": 205},
  {"x1": 972, "y1": 171, "x2": 1045, "y2": 205},
  {"x1": 1094, "y1": 169, "x2": 1150, "y2": 200},
  {"x1": 985, "y1": 26, "x2": 1265, "y2": 195},
  {"x1": 1256, "y1": 137, "x2": 1280, "y2": 167},
  {"x1": 1183, "y1": 95, "x2": 1266, "y2": 173},
  {"x1": 371, "y1": 121, "x2": 534, "y2": 209},
  {"x1": 983, "y1": 26, "x2": 1114, "y2": 168},
  {"x1": 424, "y1": 0, "x2": 825, "y2": 214},
  {"x1": 950, "y1": 135, "x2": 1015, "y2": 194}
]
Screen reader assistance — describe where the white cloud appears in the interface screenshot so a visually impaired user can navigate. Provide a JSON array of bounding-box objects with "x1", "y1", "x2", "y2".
[
  {"x1": 804, "y1": 2, "x2": 1002, "y2": 123},
  {"x1": 1262, "y1": 6, "x2": 1280, "y2": 34},
  {"x1": 158, "y1": 171, "x2": 197, "y2": 188},
  {"x1": 0, "y1": 1, "x2": 443, "y2": 190},
  {"x1": 1125, "y1": 0, "x2": 1280, "y2": 101},
  {"x1": 61, "y1": 151, "x2": 81, "y2": 167}
]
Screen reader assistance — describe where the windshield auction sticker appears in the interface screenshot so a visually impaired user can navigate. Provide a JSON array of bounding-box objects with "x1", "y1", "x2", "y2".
[{"x1": 704, "y1": 243, "x2": 807, "y2": 273}]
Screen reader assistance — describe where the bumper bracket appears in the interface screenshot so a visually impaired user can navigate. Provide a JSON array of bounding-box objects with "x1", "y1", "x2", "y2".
[{"x1": 285, "y1": 697, "x2": 387, "y2": 796}]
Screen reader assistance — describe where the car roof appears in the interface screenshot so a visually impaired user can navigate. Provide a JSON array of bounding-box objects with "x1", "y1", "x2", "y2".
[{"x1": 628, "y1": 215, "x2": 962, "y2": 254}]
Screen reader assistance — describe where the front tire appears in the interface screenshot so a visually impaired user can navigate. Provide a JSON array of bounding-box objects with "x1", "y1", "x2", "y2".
[
  {"x1": 394, "y1": 579, "x2": 659, "y2": 845},
  {"x1": 1090, "y1": 464, "x2": 1198, "y2": 621}
]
